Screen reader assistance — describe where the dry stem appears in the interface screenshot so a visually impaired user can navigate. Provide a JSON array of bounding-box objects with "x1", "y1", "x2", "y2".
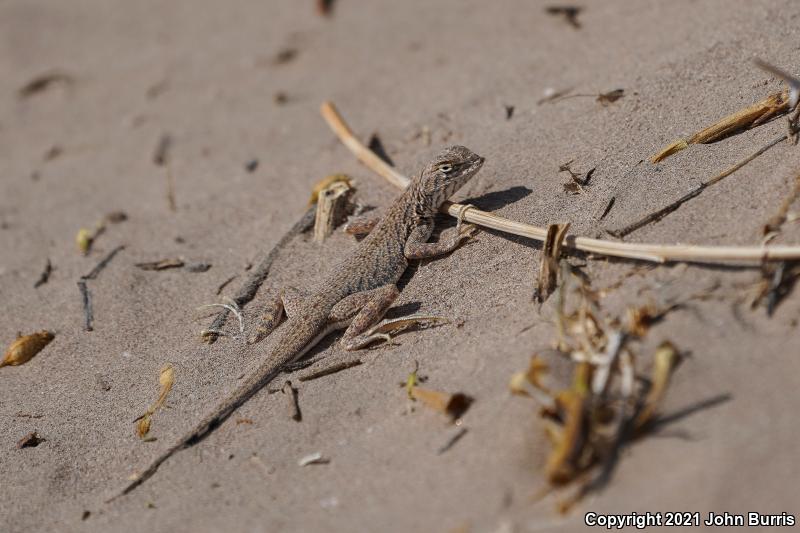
[{"x1": 320, "y1": 101, "x2": 800, "y2": 265}]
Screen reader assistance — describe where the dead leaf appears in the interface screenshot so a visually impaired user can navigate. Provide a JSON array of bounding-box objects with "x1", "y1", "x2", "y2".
[
  {"x1": 17, "y1": 432, "x2": 45, "y2": 449},
  {"x1": 409, "y1": 386, "x2": 473, "y2": 421},
  {"x1": 2, "y1": 331, "x2": 54, "y2": 368},
  {"x1": 596, "y1": 89, "x2": 624, "y2": 106}
]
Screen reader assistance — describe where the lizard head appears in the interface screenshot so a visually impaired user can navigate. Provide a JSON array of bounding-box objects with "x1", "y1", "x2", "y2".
[{"x1": 419, "y1": 145, "x2": 484, "y2": 209}]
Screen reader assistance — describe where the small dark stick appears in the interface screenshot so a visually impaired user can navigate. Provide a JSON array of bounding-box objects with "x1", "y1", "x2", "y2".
[
  {"x1": 609, "y1": 134, "x2": 787, "y2": 238},
  {"x1": 33, "y1": 258, "x2": 52, "y2": 288},
  {"x1": 78, "y1": 245, "x2": 125, "y2": 331},
  {"x1": 202, "y1": 207, "x2": 315, "y2": 343},
  {"x1": 77, "y1": 280, "x2": 94, "y2": 331}
]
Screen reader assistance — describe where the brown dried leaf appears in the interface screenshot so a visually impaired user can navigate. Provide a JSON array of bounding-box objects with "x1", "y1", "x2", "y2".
[
  {"x1": 410, "y1": 386, "x2": 473, "y2": 421},
  {"x1": 596, "y1": 89, "x2": 624, "y2": 105},
  {"x1": 17, "y1": 431, "x2": 45, "y2": 449},
  {"x1": 625, "y1": 303, "x2": 659, "y2": 338},
  {"x1": 2, "y1": 331, "x2": 55, "y2": 368}
]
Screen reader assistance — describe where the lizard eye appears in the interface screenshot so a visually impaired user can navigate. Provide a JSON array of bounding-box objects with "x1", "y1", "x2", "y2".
[{"x1": 438, "y1": 163, "x2": 453, "y2": 173}]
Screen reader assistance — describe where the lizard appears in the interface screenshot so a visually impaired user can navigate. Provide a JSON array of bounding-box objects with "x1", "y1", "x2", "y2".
[{"x1": 110, "y1": 145, "x2": 484, "y2": 500}]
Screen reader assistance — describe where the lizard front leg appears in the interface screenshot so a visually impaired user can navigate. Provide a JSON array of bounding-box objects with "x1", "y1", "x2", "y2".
[
  {"x1": 248, "y1": 287, "x2": 305, "y2": 344},
  {"x1": 329, "y1": 285, "x2": 400, "y2": 350},
  {"x1": 404, "y1": 207, "x2": 477, "y2": 260}
]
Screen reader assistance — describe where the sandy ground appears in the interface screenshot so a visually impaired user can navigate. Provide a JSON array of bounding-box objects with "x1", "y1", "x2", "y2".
[{"x1": 2, "y1": 1, "x2": 800, "y2": 531}]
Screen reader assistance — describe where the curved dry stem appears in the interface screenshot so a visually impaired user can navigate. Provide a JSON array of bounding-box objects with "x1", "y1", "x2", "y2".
[{"x1": 320, "y1": 101, "x2": 800, "y2": 265}]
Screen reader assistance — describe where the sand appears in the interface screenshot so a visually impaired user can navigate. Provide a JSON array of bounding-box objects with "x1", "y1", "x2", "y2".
[{"x1": 2, "y1": 1, "x2": 799, "y2": 531}]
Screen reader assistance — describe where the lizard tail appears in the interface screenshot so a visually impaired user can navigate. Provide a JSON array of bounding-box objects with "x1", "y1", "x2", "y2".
[{"x1": 107, "y1": 315, "x2": 327, "y2": 503}]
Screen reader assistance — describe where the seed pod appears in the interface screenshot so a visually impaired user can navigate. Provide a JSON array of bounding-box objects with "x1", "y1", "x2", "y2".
[{"x1": 1, "y1": 331, "x2": 55, "y2": 367}]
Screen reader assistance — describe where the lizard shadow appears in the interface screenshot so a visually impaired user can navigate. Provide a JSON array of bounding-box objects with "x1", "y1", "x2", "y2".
[{"x1": 583, "y1": 392, "x2": 732, "y2": 496}]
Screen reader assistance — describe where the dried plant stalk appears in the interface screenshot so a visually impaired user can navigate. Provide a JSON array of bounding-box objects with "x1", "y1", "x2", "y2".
[
  {"x1": 135, "y1": 364, "x2": 175, "y2": 439},
  {"x1": 651, "y1": 89, "x2": 790, "y2": 163},
  {"x1": 535, "y1": 223, "x2": 571, "y2": 303},
  {"x1": 320, "y1": 101, "x2": 800, "y2": 265},
  {"x1": 314, "y1": 180, "x2": 353, "y2": 243}
]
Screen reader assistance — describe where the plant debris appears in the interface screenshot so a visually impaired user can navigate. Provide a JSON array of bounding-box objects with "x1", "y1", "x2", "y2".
[
  {"x1": 651, "y1": 89, "x2": 791, "y2": 163},
  {"x1": 201, "y1": 207, "x2": 315, "y2": 343},
  {"x1": 545, "y1": 6, "x2": 582, "y2": 29},
  {"x1": 2, "y1": 331, "x2": 55, "y2": 368},
  {"x1": 612, "y1": 133, "x2": 790, "y2": 238},
  {"x1": 215, "y1": 275, "x2": 237, "y2": 295},
  {"x1": 308, "y1": 174, "x2": 353, "y2": 207},
  {"x1": 538, "y1": 87, "x2": 573, "y2": 105},
  {"x1": 75, "y1": 212, "x2": 128, "y2": 255},
  {"x1": 511, "y1": 269, "x2": 686, "y2": 512},
  {"x1": 596, "y1": 89, "x2": 624, "y2": 106},
  {"x1": 763, "y1": 172, "x2": 800, "y2": 235},
  {"x1": 135, "y1": 364, "x2": 175, "y2": 439},
  {"x1": 17, "y1": 432, "x2": 45, "y2": 449},
  {"x1": 184, "y1": 261, "x2": 211, "y2": 273},
  {"x1": 409, "y1": 386, "x2": 473, "y2": 421},
  {"x1": 298, "y1": 452, "x2": 329, "y2": 466},
  {"x1": 314, "y1": 179, "x2": 355, "y2": 243},
  {"x1": 282, "y1": 380, "x2": 302, "y2": 422},
  {"x1": 18, "y1": 71, "x2": 74, "y2": 99},
  {"x1": 135, "y1": 258, "x2": 184, "y2": 271},
  {"x1": 534, "y1": 223, "x2": 571, "y2": 304},
  {"x1": 297, "y1": 359, "x2": 362, "y2": 382},
  {"x1": 751, "y1": 261, "x2": 800, "y2": 316},
  {"x1": 33, "y1": 259, "x2": 53, "y2": 288},
  {"x1": 559, "y1": 161, "x2": 595, "y2": 194}
]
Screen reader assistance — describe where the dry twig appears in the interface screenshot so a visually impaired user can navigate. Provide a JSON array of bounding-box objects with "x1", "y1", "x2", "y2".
[{"x1": 320, "y1": 101, "x2": 800, "y2": 265}]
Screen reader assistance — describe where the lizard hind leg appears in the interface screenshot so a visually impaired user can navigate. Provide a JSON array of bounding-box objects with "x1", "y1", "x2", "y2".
[
  {"x1": 247, "y1": 287, "x2": 305, "y2": 345},
  {"x1": 330, "y1": 284, "x2": 400, "y2": 350}
]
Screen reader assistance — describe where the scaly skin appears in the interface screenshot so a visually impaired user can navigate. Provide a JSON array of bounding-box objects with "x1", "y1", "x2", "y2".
[{"x1": 110, "y1": 145, "x2": 484, "y2": 500}]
